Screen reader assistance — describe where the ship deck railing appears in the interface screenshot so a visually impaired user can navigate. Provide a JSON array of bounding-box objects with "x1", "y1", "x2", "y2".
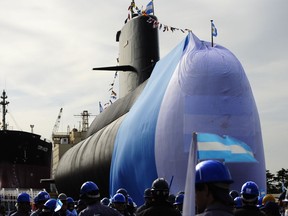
[
  {"x1": 0, "y1": 188, "x2": 45, "y2": 201},
  {"x1": 1, "y1": 188, "x2": 46, "y2": 214}
]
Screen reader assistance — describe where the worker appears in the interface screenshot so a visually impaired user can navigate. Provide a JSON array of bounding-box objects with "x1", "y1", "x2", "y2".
[
  {"x1": 282, "y1": 191, "x2": 288, "y2": 216},
  {"x1": 229, "y1": 190, "x2": 240, "y2": 200},
  {"x1": 66, "y1": 197, "x2": 77, "y2": 216},
  {"x1": 233, "y1": 197, "x2": 243, "y2": 209},
  {"x1": 173, "y1": 193, "x2": 184, "y2": 214},
  {"x1": 78, "y1": 181, "x2": 121, "y2": 216},
  {"x1": 136, "y1": 188, "x2": 153, "y2": 214},
  {"x1": 111, "y1": 193, "x2": 129, "y2": 216},
  {"x1": 57, "y1": 193, "x2": 68, "y2": 216},
  {"x1": 100, "y1": 197, "x2": 110, "y2": 206},
  {"x1": 31, "y1": 191, "x2": 50, "y2": 216},
  {"x1": 116, "y1": 188, "x2": 129, "y2": 201},
  {"x1": 11, "y1": 192, "x2": 32, "y2": 216},
  {"x1": 41, "y1": 198, "x2": 60, "y2": 216},
  {"x1": 262, "y1": 194, "x2": 276, "y2": 206},
  {"x1": 127, "y1": 197, "x2": 137, "y2": 216},
  {"x1": 234, "y1": 181, "x2": 266, "y2": 216},
  {"x1": 75, "y1": 200, "x2": 86, "y2": 215},
  {"x1": 136, "y1": 178, "x2": 181, "y2": 216},
  {"x1": 194, "y1": 160, "x2": 234, "y2": 215},
  {"x1": 261, "y1": 201, "x2": 280, "y2": 216}
]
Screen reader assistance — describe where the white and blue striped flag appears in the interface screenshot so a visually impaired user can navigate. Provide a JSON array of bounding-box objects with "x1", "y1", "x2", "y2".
[
  {"x1": 197, "y1": 133, "x2": 257, "y2": 163},
  {"x1": 145, "y1": 1, "x2": 154, "y2": 15},
  {"x1": 182, "y1": 132, "x2": 257, "y2": 216},
  {"x1": 55, "y1": 199, "x2": 63, "y2": 212},
  {"x1": 211, "y1": 21, "x2": 218, "y2": 37}
]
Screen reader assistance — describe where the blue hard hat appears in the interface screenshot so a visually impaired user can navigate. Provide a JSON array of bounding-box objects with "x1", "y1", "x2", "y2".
[
  {"x1": 234, "y1": 197, "x2": 243, "y2": 208},
  {"x1": 241, "y1": 181, "x2": 259, "y2": 196},
  {"x1": 127, "y1": 197, "x2": 133, "y2": 205},
  {"x1": 34, "y1": 195, "x2": 39, "y2": 204},
  {"x1": 37, "y1": 191, "x2": 50, "y2": 202},
  {"x1": 127, "y1": 197, "x2": 137, "y2": 208},
  {"x1": 112, "y1": 193, "x2": 126, "y2": 203},
  {"x1": 43, "y1": 199, "x2": 57, "y2": 212},
  {"x1": 17, "y1": 192, "x2": 30, "y2": 203},
  {"x1": 67, "y1": 197, "x2": 74, "y2": 204},
  {"x1": 195, "y1": 160, "x2": 233, "y2": 184},
  {"x1": 80, "y1": 181, "x2": 100, "y2": 199},
  {"x1": 174, "y1": 194, "x2": 184, "y2": 205}
]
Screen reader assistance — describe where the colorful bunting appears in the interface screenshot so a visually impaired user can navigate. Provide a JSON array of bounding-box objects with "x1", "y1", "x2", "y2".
[
  {"x1": 145, "y1": 16, "x2": 192, "y2": 33},
  {"x1": 126, "y1": 1, "x2": 192, "y2": 34}
]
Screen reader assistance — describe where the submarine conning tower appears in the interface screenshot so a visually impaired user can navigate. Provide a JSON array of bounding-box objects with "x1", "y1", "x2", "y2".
[{"x1": 116, "y1": 15, "x2": 160, "y2": 97}]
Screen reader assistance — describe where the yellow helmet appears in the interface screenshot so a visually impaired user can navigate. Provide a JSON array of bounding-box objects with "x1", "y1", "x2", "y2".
[{"x1": 262, "y1": 194, "x2": 275, "y2": 205}]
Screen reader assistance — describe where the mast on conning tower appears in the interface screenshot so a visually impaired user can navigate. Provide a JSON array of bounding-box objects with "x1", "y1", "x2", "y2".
[{"x1": 0, "y1": 90, "x2": 9, "y2": 130}]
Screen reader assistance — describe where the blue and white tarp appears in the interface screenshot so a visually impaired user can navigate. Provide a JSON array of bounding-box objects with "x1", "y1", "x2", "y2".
[{"x1": 110, "y1": 32, "x2": 266, "y2": 204}]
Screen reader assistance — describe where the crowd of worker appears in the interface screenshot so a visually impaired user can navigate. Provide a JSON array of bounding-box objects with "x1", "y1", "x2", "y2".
[{"x1": 2, "y1": 160, "x2": 288, "y2": 216}]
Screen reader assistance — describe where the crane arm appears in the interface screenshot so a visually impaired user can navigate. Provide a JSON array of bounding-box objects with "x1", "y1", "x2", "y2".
[{"x1": 52, "y1": 108, "x2": 63, "y2": 134}]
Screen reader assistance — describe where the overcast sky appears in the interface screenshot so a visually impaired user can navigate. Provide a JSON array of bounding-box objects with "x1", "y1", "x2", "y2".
[{"x1": 0, "y1": 0, "x2": 287, "y2": 174}]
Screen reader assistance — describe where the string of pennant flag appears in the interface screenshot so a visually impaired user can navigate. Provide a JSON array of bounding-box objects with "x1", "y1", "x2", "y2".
[
  {"x1": 99, "y1": 70, "x2": 118, "y2": 113},
  {"x1": 127, "y1": 1, "x2": 192, "y2": 33},
  {"x1": 146, "y1": 16, "x2": 192, "y2": 33},
  {"x1": 127, "y1": 1, "x2": 219, "y2": 36}
]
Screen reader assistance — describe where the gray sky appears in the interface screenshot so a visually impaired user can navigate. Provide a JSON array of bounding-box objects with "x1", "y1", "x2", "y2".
[{"x1": 0, "y1": 0, "x2": 287, "y2": 174}]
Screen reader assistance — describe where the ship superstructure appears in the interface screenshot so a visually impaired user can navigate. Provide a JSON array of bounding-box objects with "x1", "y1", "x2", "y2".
[{"x1": 0, "y1": 90, "x2": 52, "y2": 189}]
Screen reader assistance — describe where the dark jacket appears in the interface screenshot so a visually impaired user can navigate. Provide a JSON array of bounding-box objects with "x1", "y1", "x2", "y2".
[
  {"x1": 79, "y1": 202, "x2": 121, "y2": 216},
  {"x1": 234, "y1": 205, "x2": 266, "y2": 216},
  {"x1": 196, "y1": 202, "x2": 234, "y2": 216},
  {"x1": 137, "y1": 201, "x2": 181, "y2": 216}
]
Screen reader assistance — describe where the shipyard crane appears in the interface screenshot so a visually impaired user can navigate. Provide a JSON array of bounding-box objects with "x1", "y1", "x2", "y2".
[{"x1": 52, "y1": 108, "x2": 63, "y2": 135}]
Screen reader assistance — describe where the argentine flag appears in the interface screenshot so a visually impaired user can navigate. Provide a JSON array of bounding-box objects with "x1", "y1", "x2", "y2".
[
  {"x1": 197, "y1": 133, "x2": 257, "y2": 163},
  {"x1": 211, "y1": 21, "x2": 218, "y2": 37},
  {"x1": 145, "y1": 1, "x2": 154, "y2": 15},
  {"x1": 182, "y1": 132, "x2": 256, "y2": 216}
]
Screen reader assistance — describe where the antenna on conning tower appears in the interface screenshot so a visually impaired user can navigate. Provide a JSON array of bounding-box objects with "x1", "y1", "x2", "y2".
[
  {"x1": 0, "y1": 90, "x2": 9, "y2": 130},
  {"x1": 74, "y1": 110, "x2": 96, "y2": 132}
]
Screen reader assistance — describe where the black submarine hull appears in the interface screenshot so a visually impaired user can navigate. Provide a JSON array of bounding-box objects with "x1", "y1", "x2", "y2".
[{"x1": 55, "y1": 15, "x2": 159, "y2": 199}]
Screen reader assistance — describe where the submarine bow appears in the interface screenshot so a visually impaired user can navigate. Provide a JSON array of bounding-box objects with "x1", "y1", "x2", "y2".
[{"x1": 55, "y1": 18, "x2": 265, "y2": 205}]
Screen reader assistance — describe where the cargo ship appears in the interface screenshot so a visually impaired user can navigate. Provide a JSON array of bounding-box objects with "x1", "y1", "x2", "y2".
[{"x1": 0, "y1": 90, "x2": 52, "y2": 189}]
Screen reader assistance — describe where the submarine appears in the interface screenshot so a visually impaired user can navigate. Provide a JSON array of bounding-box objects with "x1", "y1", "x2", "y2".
[{"x1": 55, "y1": 13, "x2": 266, "y2": 204}]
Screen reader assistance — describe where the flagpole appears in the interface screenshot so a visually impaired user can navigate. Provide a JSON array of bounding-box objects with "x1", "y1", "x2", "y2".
[
  {"x1": 193, "y1": 132, "x2": 199, "y2": 162},
  {"x1": 152, "y1": 0, "x2": 154, "y2": 15},
  {"x1": 182, "y1": 132, "x2": 198, "y2": 216},
  {"x1": 210, "y1": 20, "x2": 214, "y2": 47}
]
